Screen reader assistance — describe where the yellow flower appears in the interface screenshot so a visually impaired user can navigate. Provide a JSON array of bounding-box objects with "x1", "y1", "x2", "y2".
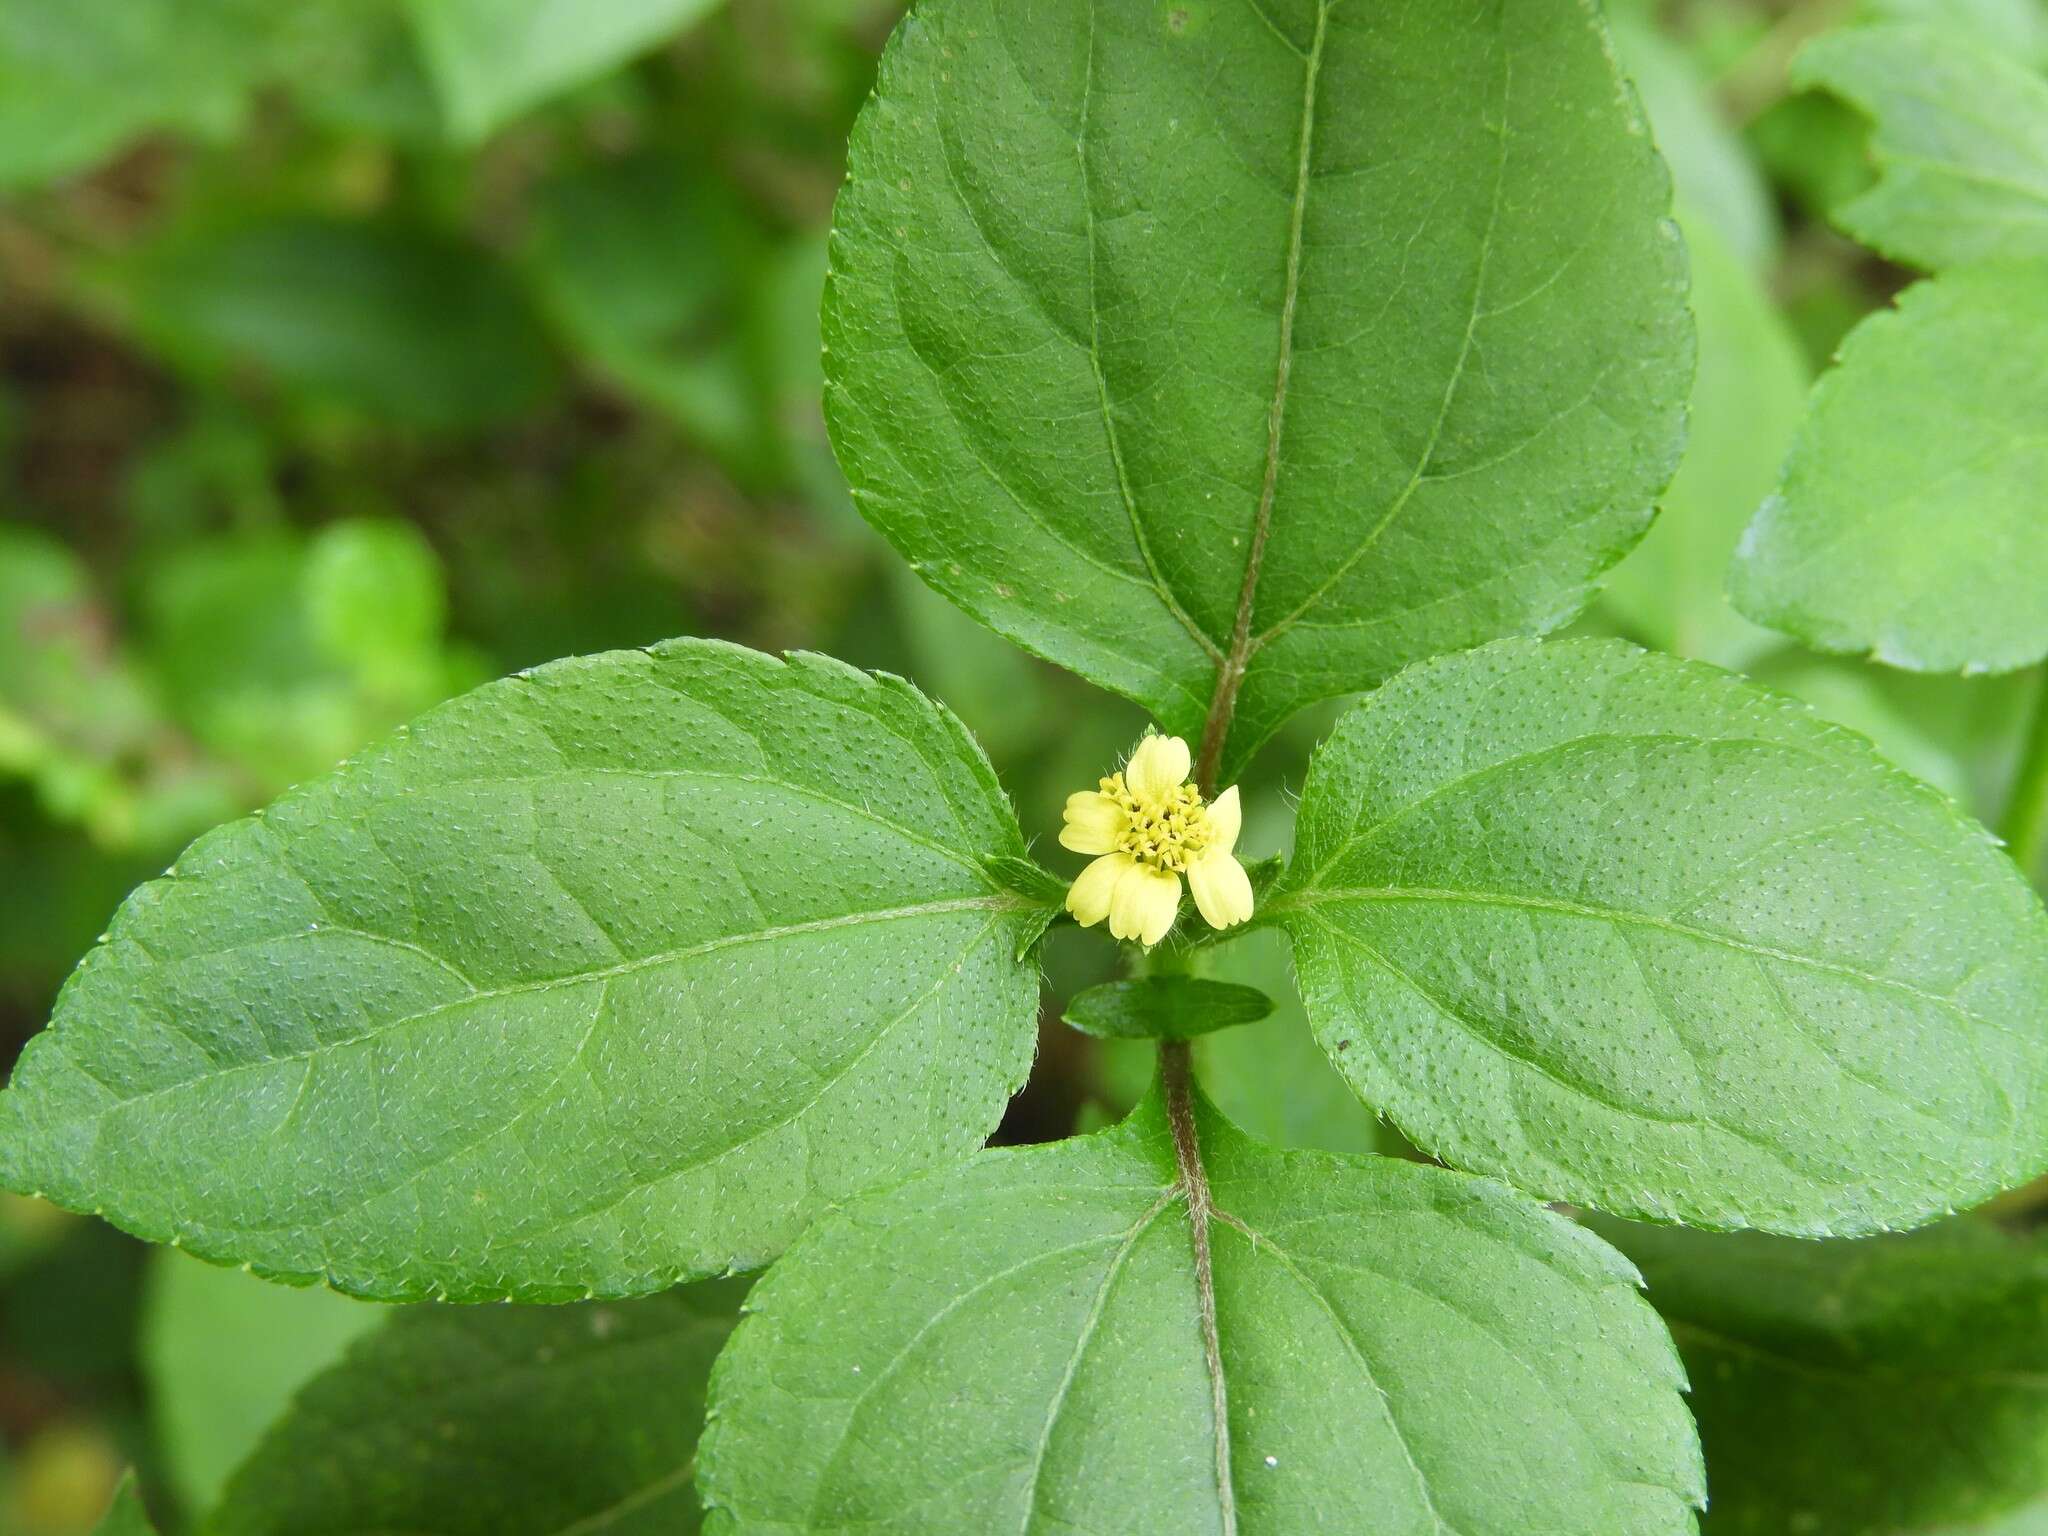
[{"x1": 1060, "y1": 733, "x2": 1254, "y2": 946}]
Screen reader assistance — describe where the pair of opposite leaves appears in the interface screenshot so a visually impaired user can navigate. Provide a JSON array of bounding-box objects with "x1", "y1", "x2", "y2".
[{"x1": 19, "y1": 1, "x2": 2048, "y2": 1531}]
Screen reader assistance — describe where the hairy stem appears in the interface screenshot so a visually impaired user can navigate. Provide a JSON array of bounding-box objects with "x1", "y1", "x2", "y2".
[
  {"x1": 2002, "y1": 668, "x2": 2048, "y2": 881},
  {"x1": 1161, "y1": 1039, "x2": 1237, "y2": 1531}
]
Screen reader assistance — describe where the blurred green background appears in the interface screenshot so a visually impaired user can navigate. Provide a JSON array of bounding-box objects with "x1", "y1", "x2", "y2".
[{"x1": 0, "y1": 0, "x2": 2043, "y2": 1530}]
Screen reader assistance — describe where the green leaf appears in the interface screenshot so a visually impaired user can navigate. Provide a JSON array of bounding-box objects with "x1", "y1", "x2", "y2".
[
  {"x1": 525, "y1": 151, "x2": 786, "y2": 481},
  {"x1": 824, "y1": 0, "x2": 1691, "y2": 779},
  {"x1": 1795, "y1": 24, "x2": 2048, "y2": 270},
  {"x1": 1063, "y1": 976, "x2": 1273, "y2": 1040},
  {"x1": 404, "y1": 0, "x2": 725, "y2": 144},
  {"x1": 1270, "y1": 637, "x2": 2048, "y2": 1234},
  {"x1": 109, "y1": 214, "x2": 562, "y2": 433},
  {"x1": 140, "y1": 523, "x2": 475, "y2": 791},
  {"x1": 1194, "y1": 926, "x2": 1395, "y2": 1157},
  {"x1": 1730, "y1": 264, "x2": 2048, "y2": 675},
  {"x1": 1864, "y1": 0, "x2": 2048, "y2": 67},
  {"x1": 210, "y1": 1279, "x2": 743, "y2": 1536},
  {"x1": 1609, "y1": 14, "x2": 1780, "y2": 270},
  {"x1": 0, "y1": 0, "x2": 353, "y2": 190},
  {"x1": 1594, "y1": 212, "x2": 1809, "y2": 667},
  {"x1": 0, "y1": 640, "x2": 1044, "y2": 1301},
  {"x1": 1596, "y1": 1217, "x2": 2048, "y2": 1536},
  {"x1": 142, "y1": 1254, "x2": 380, "y2": 1516},
  {"x1": 93, "y1": 1475, "x2": 158, "y2": 1536},
  {"x1": 700, "y1": 1082, "x2": 1701, "y2": 1534},
  {"x1": 300, "y1": 520, "x2": 448, "y2": 696}
]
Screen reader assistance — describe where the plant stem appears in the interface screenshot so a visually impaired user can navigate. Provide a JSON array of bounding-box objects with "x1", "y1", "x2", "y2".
[
  {"x1": 2002, "y1": 668, "x2": 2048, "y2": 881},
  {"x1": 1160, "y1": 1039, "x2": 1236, "y2": 1531},
  {"x1": 1193, "y1": 1, "x2": 1329, "y2": 798}
]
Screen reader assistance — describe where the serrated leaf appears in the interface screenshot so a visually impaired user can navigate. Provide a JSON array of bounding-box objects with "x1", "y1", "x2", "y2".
[
  {"x1": 211, "y1": 1279, "x2": 743, "y2": 1536},
  {"x1": 0, "y1": 640, "x2": 1043, "y2": 1301},
  {"x1": 700, "y1": 1081, "x2": 1701, "y2": 1534},
  {"x1": 1730, "y1": 265, "x2": 2048, "y2": 675},
  {"x1": 1596, "y1": 1217, "x2": 2048, "y2": 1536},
  {"x1": 142, "y1": 1253, "x2": 379, "y2": 1515},
  {"x1": 1270, "y1": 637, "x2": 2048, "y2": 1234},
  {"x1": 824, "y1": 0, "x2": 1691, "y2": 779},
  {"x1": 1795, "y1": 24, "x2": 2048, "y2": 270},
  {"x1": 1063, "y1": 975, "x2": 1273, "y2": 1040},
  {"x1": 404, "y1": 0, "x2": 725, "y2": 143},
  {"x1": 94, "y1": 1475, "x2": 158, "y2": 1536},
  {"x1": 1609, "y1": 15, "x2": 1780, "y2": 270}
]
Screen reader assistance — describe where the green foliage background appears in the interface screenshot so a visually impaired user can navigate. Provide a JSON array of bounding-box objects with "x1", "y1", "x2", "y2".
[{"x1": 0, "y1": 0, "x2": 2042, "y2": 1531}]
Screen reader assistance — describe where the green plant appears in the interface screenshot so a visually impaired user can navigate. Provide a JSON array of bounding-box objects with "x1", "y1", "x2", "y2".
[{"x1": 8, "y1": 0, "x2": 2048, "y2": 1532}]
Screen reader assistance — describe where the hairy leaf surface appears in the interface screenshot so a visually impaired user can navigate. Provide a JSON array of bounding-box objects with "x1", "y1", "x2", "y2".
[
  {"x1": 1598, "y1": 1218, "x2": 2048, "y2": 1536},
  {"x1": 0, "y1": 641, "x2": 1042, "y2": 1300},
  {"x1": 1272, "y1": 638, "x2": 2048, "y2": 1233},
  {"x1": 825, "y1": 0, "x2": 1691, "y2": 777},
  {"x1": 700, "y1": 1087, "x2": 1702, "y2": 1534},
  {"x1": 211, "y1": 1280, "x2": 744, "y2": 1535},
  {"x1": 1730, "y1": 266, "x2": 2048, "y2": 675},
  {"x1": 1796, "y1": 24, "x2": 2048, "y2": 270}
]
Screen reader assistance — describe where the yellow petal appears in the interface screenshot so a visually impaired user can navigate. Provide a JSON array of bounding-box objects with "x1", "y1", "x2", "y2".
[
  {"x1": 1126, "y1": 733, "x2": 1191, "y2": 800},
  {"x1": 1188, "y1": 848, "x2": 1254, "y2": 930},
  {"x1": 1203, "y1": 784, "x2": 1242, "y2": 855},
  {"x1": 1110, "y1": 861, "x2": 1181, "y2": 946},
  {"x1": 1059, "y1": 790, "x2": 1126, "y2": 855},
  {"x1": 1066, "y1": 853, "x2": 1133, "y2": 927}
]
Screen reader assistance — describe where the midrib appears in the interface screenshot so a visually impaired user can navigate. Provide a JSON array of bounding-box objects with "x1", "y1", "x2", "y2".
[{"x1": 1194, "y1": 0, "x2": 1330, "y2": 788}]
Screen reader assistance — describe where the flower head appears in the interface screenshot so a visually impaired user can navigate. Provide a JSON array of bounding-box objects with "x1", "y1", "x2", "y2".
[{"x1": 1060, "y1": 733, "x2": 1254, "y2": 946}]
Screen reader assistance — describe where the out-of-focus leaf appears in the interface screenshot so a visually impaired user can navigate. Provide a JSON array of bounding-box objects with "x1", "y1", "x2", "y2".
[
  {"x1": 1274, "y1": 638, "x2": 2048, "y2": 1235},
  {"x1": 1195, "y1": 926, "x2": 1392, "y2": 1159},
  {"x1": 1796, "y1": 24, "x2": 2048, "y2": 270},
  {"x1": 92, "y1": 1474, "x2": 157, "y2": 1535},
  {"x1": 1731, "y1": 265, "x2": 2048, "y2": 675},
  {"x1": 301, "y1": 520, "x2": 448, "y2": 696},
  {"x1": 1746, "y1": 648, "x2": 2031, "y2": 819},
  {"x1": 0, "y1": 0, "x2": 354, "y2": 189},
  {"x1": 1746, "y1": 89, "x2": 1877, "y2": 228},
  {"x1": 109, "y1": 215, "x2": 561, "y2": 433},
  {"x1": 526, "y1": 152, "x2": 780, "y2": 481},
  {"x1": 1865, "y1": 0, "x2": 2048, "y2": 65},
  {"x1": 1596, "y1": 213, "x2": 1809, "y2": 666},
  {"x1": 0, "y1": 527, "x2": 235, "y2": 850},
  {"x1": 700, "y1": 1085, "x2": 1702, "y2": 1533},
  {"x1": 1610, "y1": 13, "x2": 1779, "y2": 268},
  {"x1": 210, "y1": 1281, "x2": 743, "y2": 1536},
  {"x1": 884, "y1": 564, "x2": 1049, "y2": 761},
  {"x1": 141, "y1": 1254, "x2": 379, "y2": 1517},
  {"x1": 403, "y1": 0, "x2": 727, "y2": 144},
  {"x1": 825, "y1": 0, "x2": 1692, "y2": 781},
  {"x1": 0, "y1": 643, "x2": 1043, "y2": 1301},
  {"x1": 1597, "y1": 1217, "x2": 2048, "y2": 1536},
  {"x1": 141, "y1": 522, "x2": 474, "y2": 788},
  {"x1": 294, "y1": 16, "x2": 448, "y2": 147}
]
